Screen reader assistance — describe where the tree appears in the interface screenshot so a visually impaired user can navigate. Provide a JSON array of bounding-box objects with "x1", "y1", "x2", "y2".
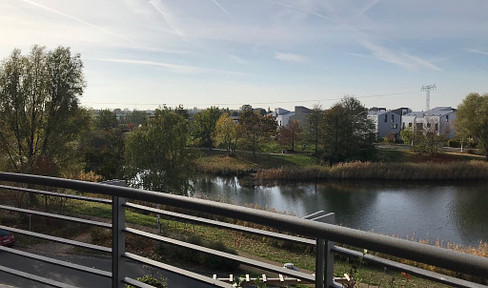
[
  {"x1": 278, "y1": 120, "x2": 301, "y2": 152},
  {"x1": 214, "y1": 113, "x2": 238, "y2": 156},
  {"x1": 192, "y1": 107, "x2": 222, "y2": 149},
  {"x1": 80, "y1": 109, "x2": 125, "y2": 180},
  {"x1": 304, "y1": 105, "x2": 323, "y2": 156},
  {"x1": 124, "y1": 107, "x2": 194, "y2": 194},
  {"x1": 321, "y1": 97, "x2": 375, "y2": 163},
  {"x1": 0, "y1": 45, "x2": 87, "y2": 175},
  {"x1": 456, "y1": 93, "x2": 488, "y2": 159},
  {"x1": 238, "y1": 110, "x2": 277, "y2": 157}
]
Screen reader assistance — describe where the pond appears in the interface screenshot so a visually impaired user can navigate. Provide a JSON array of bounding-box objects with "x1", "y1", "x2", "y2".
[{"x1": 191, "y1": 176, "x2": 488, "y2": 247}]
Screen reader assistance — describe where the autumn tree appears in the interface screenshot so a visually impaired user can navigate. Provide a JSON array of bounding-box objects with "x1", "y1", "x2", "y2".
[
  {"x1": 192, "y1": 106, "x2": 222, "y2": 149},
  {"x1": 321, "y1": 97, "x2": 375, "y2": 163},
  {"x1": 0, "y1": 45, "x2": 88, "y2": 175},
  {"x1": 238, "y1": 108, "x2": 277, "y2": 157},
  {"x1": 278, "y1": 120, "x2": 301, "y2": 152},
  {"x1": 456, "y1": 92, "x2": 488, "y2": 159},
  {"x1": 80, "y1": 109, "x2": 125, "y2": 180},
  {"x1": 304, "y1": 105, "x2": 324, "y2": 156},
  {"x1": 124, "y1": 107, "x2": 194, "y2": 194},
  {"x1": 214, "y1": 113, "x2": 238, "y2": 156}
]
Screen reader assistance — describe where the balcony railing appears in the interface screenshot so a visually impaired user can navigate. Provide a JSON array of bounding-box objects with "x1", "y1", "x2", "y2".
[{"x1": 0, "y1": 172, "x2": 487, "y2": 288}]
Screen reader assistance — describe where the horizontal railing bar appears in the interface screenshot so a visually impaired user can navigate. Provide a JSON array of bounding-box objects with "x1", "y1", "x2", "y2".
[
  {"x1": 1, "y1": 172, "x2": 487, "y2": 278},
  {"x1": 0, "y1": 184, "x2": 111, "y2": 204},
  {"x1": 0, "y1": 264, "x2": 78, "y2": 288},
  {"x1": 125, "y1": 227, "x2": 315, "y2": 282},
  {"x1": 123, "y1": 277, "x2": 157, "y2": 288},
  {"x1": 0, "y1": 225, "x2": 111, "y2": 253},
  {"x1": 124, "y1": 252, "x2": 234, "y2": 288},
  {"x1": 0, "y1": 205, "x2": 111, "y2": 229},
  {"x1": 0, "y1": 245, "x2": 111, "y2": 278},
  {"x1": 332, "y1": 246, "x2": 486, "y2": 288},
  {"x1": 125, "y1": 202, "x2": 315, "y2": 245}
]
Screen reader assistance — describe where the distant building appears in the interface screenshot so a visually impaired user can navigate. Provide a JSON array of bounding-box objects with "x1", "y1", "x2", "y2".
[
  {"x1": 402, "y1": 107, "x2": 456, "y2": 138},
  {"x1": 273, "y1": 106, "x2": 311, "y2": 127},
  {"x1": 368, "y1": 108, "x2": 402, "y2": 141}
]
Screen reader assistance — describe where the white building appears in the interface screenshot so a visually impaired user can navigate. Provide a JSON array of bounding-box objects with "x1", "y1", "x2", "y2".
[{"x1": 402, "y1": 107, "x2": 456, "y2": 138}]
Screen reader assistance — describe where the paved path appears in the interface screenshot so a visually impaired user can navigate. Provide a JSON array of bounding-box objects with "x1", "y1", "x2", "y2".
[{"x1": 0, "y1": 248, "x2": 213, "y2": 288}]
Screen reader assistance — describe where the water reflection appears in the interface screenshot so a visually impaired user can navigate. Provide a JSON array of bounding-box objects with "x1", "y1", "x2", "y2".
[{"x1": 192, "y1": 175, "x2": 488, "y2": 247}]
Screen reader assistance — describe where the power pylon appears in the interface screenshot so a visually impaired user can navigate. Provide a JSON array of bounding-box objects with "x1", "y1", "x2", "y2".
[{"x1": 421, "y1": 84, "x2": 436, "y2": 111}]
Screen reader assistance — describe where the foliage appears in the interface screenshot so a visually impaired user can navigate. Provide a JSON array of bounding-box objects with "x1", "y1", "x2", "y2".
[
  {"x1": 320, "y1": 97, "x2": 376, "y2": 163},
  {"x1": 120, "y1": 109, "x2": 148, "y2": 127},
  {"x1": 214, "y1": 113, "x2": 238, "y2": 156},
  {"x1": 125, "y1": 106, "x2": 195, "y2": 194},
  {"x1": 192, "y1": 106, "x2": 222, "y2": 149},
  {"x1": 79, "y1": 109, "x2": 125, "y2": 180},
  {"x1": 277, "y1": 120, "x2": 301, "y2": 151},
  {"x1": 127, "y1": 273, "x2": 168, "y2": 288},
  {"x1": 303, "y1": 105, "x2": 323, "y2": 156},
  {"x1": 456, "y1": 92, "x2": 488, "y2": 159},
  {"x1": 0, "y1": 45, "x2": 88, "y2": 175},
  {"x1": 238, "y1": 109, "x2": 277, "y2": 157}
]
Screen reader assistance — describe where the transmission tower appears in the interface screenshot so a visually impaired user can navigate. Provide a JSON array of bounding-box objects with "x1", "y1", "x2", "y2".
[{"x1": 421, "y1": 84, "x2": 436, "y2": 111}]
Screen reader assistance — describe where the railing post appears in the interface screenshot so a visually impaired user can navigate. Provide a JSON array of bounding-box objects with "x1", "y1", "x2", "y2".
[
  {"x1": 304, "y1": 211, "x2": 336, "y2": 288},
  {"x1": 112, "y1": 196, "x2": 126, "y2": 288}
]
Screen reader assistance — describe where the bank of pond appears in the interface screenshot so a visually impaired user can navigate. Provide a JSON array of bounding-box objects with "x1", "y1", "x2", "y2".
[{"x1": 196, "y1": 157, "x2": 488, "y2": 181}]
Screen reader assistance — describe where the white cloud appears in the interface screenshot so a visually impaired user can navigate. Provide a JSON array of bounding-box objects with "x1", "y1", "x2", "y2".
[
  {"x1": 96, "y1": 58, "x2": 248, "y2": 76},
  {"x1": 275, "y1": 52, "x2": 308, "y2": 63},
  {"x1": 360, "y1": 40, "x2": 442, "y2": 71}
]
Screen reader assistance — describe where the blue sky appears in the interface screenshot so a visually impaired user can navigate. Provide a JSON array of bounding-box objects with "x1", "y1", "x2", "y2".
[{"x1": 1, "y1": 0, "x2": 487, "y2": 111}]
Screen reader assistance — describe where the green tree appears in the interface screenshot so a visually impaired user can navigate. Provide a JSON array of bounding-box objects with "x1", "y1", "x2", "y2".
[
  {"x1": 238, "y1": 109, "x2": 277, "y2": 157},
  {"x1": 304, "y1": 105, "x2": 323, "y2": 156},
  {"x1": 0, "y1": 45, "x2": 87, "y2": 175},
  {"x1": 278, "y1": 120, "x2": 301, "y2": 152},
  {"x1": 214, "y1": 113, "x2": 238, "y2": 156},
  {"x1": 192, "y1": 106, "x2": 222, "y2": 149},
  {"x1": 124, "y1": 107, "x2": 194, "y2": 194},
  {"x1": 456, "y1": 93, "x2": 488, "y2": 159},
  {"x1": 321, "y1": 97, "x2": 375, "y2": 163},
  {"x1": 80, "y1": 109, "x2": 124, "y2": 180}
]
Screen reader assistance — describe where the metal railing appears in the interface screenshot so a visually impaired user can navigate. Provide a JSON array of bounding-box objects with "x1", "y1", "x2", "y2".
[{"x1": 0, "y1": 172, "x2": 487, "y2": 288}]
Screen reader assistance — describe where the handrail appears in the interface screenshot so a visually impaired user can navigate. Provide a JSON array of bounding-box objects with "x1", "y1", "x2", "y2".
[
  {"x1": 1, "y1": 172, "x2": 487, "y2": 277},
  {"x1": 1, "y1": 172, "x2": 488, "y2": 288}
]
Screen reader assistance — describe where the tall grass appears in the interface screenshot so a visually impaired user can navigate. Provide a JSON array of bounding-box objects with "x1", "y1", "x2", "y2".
[{"x1": 256, "y1": 160, "x2": 488, "y2": 181}]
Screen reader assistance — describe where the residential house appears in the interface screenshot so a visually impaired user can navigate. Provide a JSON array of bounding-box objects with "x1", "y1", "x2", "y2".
[
  {"x1": 274, "y1": 106, "x2": 311, "y2": 127},
  {"x1": 402, "y1": 107, "x2": 456, "y2": 138},
  {"x1": 367, "y1": 108, "x2": 402, "y2": 141}
]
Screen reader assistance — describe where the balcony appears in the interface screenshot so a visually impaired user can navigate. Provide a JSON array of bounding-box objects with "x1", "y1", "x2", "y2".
[{"x1": 0, "y1": 172, "x2": 487, "y2": 287}]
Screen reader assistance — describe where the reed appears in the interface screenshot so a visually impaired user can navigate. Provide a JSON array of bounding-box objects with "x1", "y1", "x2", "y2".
[{"x1": 256, "y1": 160, "x2": 488, "y2": 181}]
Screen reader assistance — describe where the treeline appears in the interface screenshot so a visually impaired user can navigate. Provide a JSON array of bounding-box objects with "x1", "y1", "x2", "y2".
[{"x1": 0, "y1": 45, "x2": 376, "y2": 194}]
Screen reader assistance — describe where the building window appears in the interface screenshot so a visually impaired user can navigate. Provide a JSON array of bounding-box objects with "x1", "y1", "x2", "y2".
[
  {"x1": 391, "y1": 124, "x2": 398, "y2": 129},
  {"x1": 391, "y1": 114, "x2": 394, "y2": 122},
  {"x1": 408, "y1": 123, "x2": 412, "y2": 128},
  {"x1": 427, "y1": 123, "x2": 431, "y2": 128},
  {"x1": 435, "y1": 123, "x2": 438, "y2": 131},
  {"x1": 446, "y1": 115, "x2": 449, "y2": 122},
  {"x1": 384, "y1": 114, "x2": 387, "y2": 122}
]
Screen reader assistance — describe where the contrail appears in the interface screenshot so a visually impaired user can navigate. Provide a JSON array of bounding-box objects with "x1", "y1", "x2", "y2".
[
  {"x1": 266, "y1": 0, "x2": 328, "y2": 20},
  {"x1": 19, "y1": 0, "x2": 134, "y2": 42},
  {"x1": 211, "y1": 0, "x2": 232, "y2": 18},
  {"x1": 148, "y1": 0, "x2": 185, "y2": 37}
]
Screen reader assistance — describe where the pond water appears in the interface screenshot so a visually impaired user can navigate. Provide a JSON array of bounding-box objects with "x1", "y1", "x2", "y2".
[{"x1": 191, "y1": 176, "x2": 488, "y2": 247}]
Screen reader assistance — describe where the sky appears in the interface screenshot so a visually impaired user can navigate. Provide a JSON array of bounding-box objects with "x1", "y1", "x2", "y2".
[{"x1": 1, "y1": 0, "x2": 487, "y2": 111}]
